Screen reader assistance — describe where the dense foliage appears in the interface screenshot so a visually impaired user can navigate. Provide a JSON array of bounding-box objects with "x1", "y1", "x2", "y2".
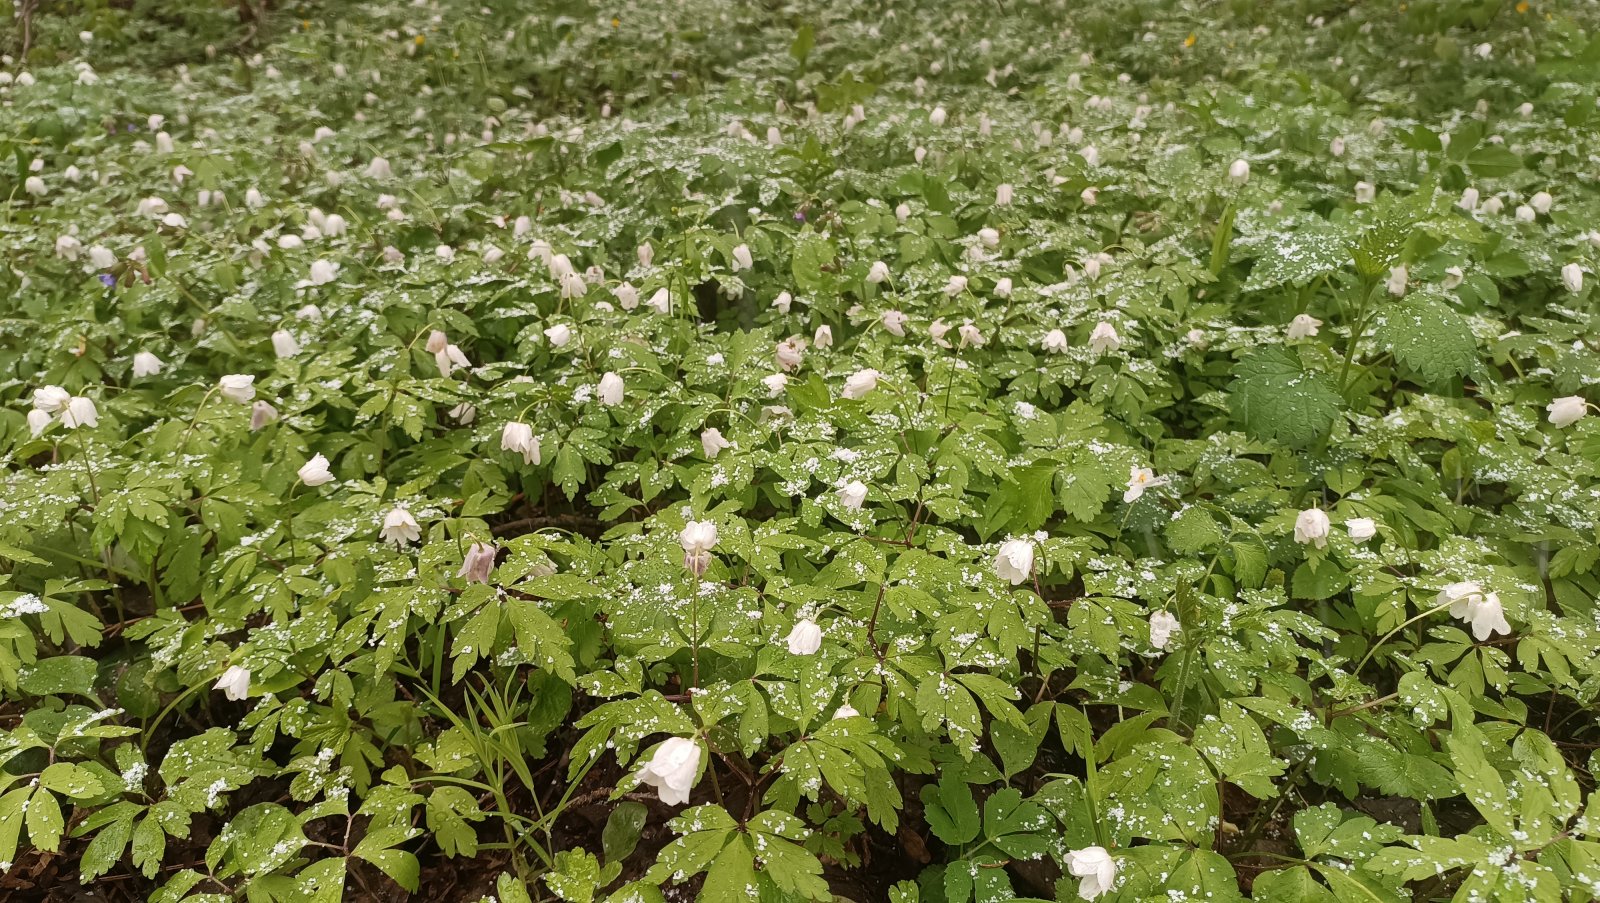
[{"x1": 4, "y1": 0, "x2": 1600, "y2": 900}]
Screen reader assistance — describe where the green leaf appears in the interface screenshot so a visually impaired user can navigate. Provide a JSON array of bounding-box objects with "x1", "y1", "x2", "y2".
[
  {"x1": 1192, "y1": 701, "x2": 1285, "y2": 799},
  {"x1": 920, "y1": 772, "x2": 981, "y2": 845},
  {"x1": 41, "y1": 762, "x2": 105, "y2": 799},
  {"x1": 1167, "y1": 506, "x2": 1224, "y2": 555},
  {"x1": 602, "y1": 801, "x2": 647, "y2": 864},
  {"x1": 545, "y1": 848, "x2": 601, "y2": 903},
  {"x1": 1228, "y1": 347, "x2": 1344, "y2": 448},
  {"x1": 1243, "y1": 219, "x2": 1349, "y2": 290},
  {"x1": 1372, "y1": 296, "x2": 1477, "y2": 384},
  {"x1": 789, "y1": 24, "x2": 815, "y2": 66}
]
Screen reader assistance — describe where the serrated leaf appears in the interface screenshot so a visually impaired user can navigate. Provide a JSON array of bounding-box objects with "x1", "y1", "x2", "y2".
[
  {"x1": 1372, "y1": 297, "x2": 1477, "y2": 384},
  {"x1": 1228, "y1": 348, "x2": 1343, "y2": 448}
]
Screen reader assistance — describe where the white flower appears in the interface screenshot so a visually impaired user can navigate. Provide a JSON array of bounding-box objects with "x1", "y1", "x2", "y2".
[
  {"x1": 89, "y1": 246, "x2": 116, "y2": 269},
  {"x1": 929, "y1": 319, "x2": 952, "y2": 348},
  {"x1": 637, "y1": 242, "x2": 654, "y2": 267},
  {"x1": 1081, "y1": 186, "x2": 1100, "y2": 206},
  {"x1": 249, "y1": 400, "x2": 278, "y2": 431},
  {"x1": 436, "y1": 244, "x2": 456, "y2": 263},
  {"x1": 1123, "y1": 466, "x2": 1166, "y2": 504},
  {"x1": 161, "y1": 213, "x2": 188, "y2": 229},
  {"x1": 1530, "y1": 191, "x2": 1553, "y2": 215},
  {"x1": 1228, "y1": 159, "x2": 1250, "y2": 184},
  {"x1": 786, "y1": 619, "x2": 824, "y2": 655},
  {"x1": 1561, "y1": 263, "x2": 1584, "y2": 294},
  {"x1": 1546, "y1": 395, "x2": 1587, "y2": 428},
  {"x1": 132, "y1": 352, "x2": 163, "y2": 378},
  {"x1": 944, "y1": 275, "x2": 970, "y2": 297},
  {"x1": 33, "y1": 386, "x2": 71, "y2": 413},
  {"x1": 61, "y1": 396, "x2": 98, "y2": 429},
  {"x1": 1089, "y1": 322, "x2": 1121, "y2": 354},
  {"x1": 866, "y1": 261, "x2": 891, "y2": 284},
  {"x1": 895, "y1": 203, "x2": 911, "y2": 222},
  {"x1": 995, "y1": 183, "x2": 1014, "y2": 206},
  {"x1": 775, "y1": 337, "x2": 805, "y2": 372},
  {"x1": 1386, "y1": 264, "x2": 1408, "y2": 297},
  {"x1": 1458, "y1": 187, "x2": 1480, "y2": 211},
  {"x1": 544, "y1": 323, "x2": 573, "y2": 348},
  {"x1": 1355, "y1": 181, "x2": 1375, "y2": 203},
  {"x1": 837, "y1": 480, "x2": 868, "y2": 510},
  {"x1": 958, "y1": 322, "x2": 985, "y2": 349},
  {"x1": 1042, "y1": 329, "x2": 1070, "y2": 354},
  {"x1": 219, "y1": 375, "x2": 256, "y2": 404},
  {"x1": 449, "y1": 403, "x2": 476, "y2": 425},
  {"x1": 298, "y1": 453, "x2": 335, "y2": 486},
  {"x1": 636, "y1": 737, "x2": 701, "y2": 807},
  {"x1": 680, "y1": 521, "x2": 719, "y2": 555},
  {"x1": 309, "y1": 260, "x2": 339, "y2": 285},
  {"x1": 1286, "y1": 314, "x2": 1321, "y2": 341},
  {"x1": 213, "y1": 665, "x2": 250, "y2": 701},
  {"x1": 1481, "y1": 197, "x2": 1504, "y2": 215},
  {"x1": 842, "y1": 369, "x2": 880, "y2": 400},
  {"x1": 500, "y1": 422, "x2": 541, "y2": 465},
  {"x1": 24, "y1": 176, "x2": 46, "y2": 197},
  {"x1": 977, "y1": 227, "x2": 1001, "y2": 249},
  {"x1": 929, "y1": 106, "x2": 948, "y2": 126},
  {"x1": 994, "y1": 539, "x2": 1035, "y2": 586},
  {"x1": 614, "y1": 283, "x2": 639, "y2": 310},
  {"x1": 457, "y1": 542, "x2": 497, "y2": 584},
  {"x1": 833, "y1": 704, "x2": 860, "y2": 720},
  {"x1": 380, "y1": 507, "x2": 422, "y2": 548},
  {"x1": 813, "y1": 325, "x2": 833, "y2": 349},
  {"x1": 994, "y1": 277, "x2": 1013, "y2": 298},
  {"x1": 1330, "y1": 136, "x2": 1346, "y2": 157},
  {"x1": 701, "y1": 428, "x2": 732, "y2": 459},
  {"x1": 597, "y1": 372, "x2": 625, "y2": 406},
  {"x1": 245, "y1": 188, "x2": 266, "y2": 209},
  {"x1": 1346, "y1": 518, "x2": 1377, "y2": 542},
  {"x1": 647, "y1": 288, "x2": 671, "y2": 314},
  {"x1": 1515, "y1": 205, "x2": 1536, "y2": 223},
  {"x1": 27, "y1": 409, "x2": 52, "y2": 438},
  {"x1": 1294, "y1": 508, "x2": 1331, "y2": 549},
  {"x1": 435, "y1": 344, "x2": 470, "y2": 378},
  {"x1": 881, "y1": 310, "x2": 909, "y2": 336},
  {"x1": 1443, "y1": 267, "x2": 1464, "y2": 290},
  {"x1": 731, "y1": 244, "x2": 753, "y2": 271},
  {"x1": 1065, "y1": 846, "x2": 1118, "y2": 901},
  {"x1": 55, "y1": 235, "x2": 82, "y2": 260},
  {"x1": 762, "y1": 373, "x2": 789, "y2": 397},
  {"x1": 365, "y1": 156, "x2": 393, "y2": 180},
  {"x1": 771, "y1": 291, "x2": 792, "y2": 314},
  {"x1": 271, "y1": 330, "x2": 300, "y2": 358},
  {"x1": 1439, "y1": 583, "x2": 1511, "y2": 641},
  {"x1": 1149, "y1": 611, "x2": 1180, "y2": 651},
  {"x1": 137, "y1": 196, "x2": 169, "y2": 217}
]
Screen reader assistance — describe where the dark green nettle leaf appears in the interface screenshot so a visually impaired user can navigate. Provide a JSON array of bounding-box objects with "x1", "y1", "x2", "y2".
[
  {"x1": 1227, "y1": 348, "x2": 1344, "y2": 448},
  {"x1": 1372, "y1": 296, "x2": 1477, "y2": 384}
]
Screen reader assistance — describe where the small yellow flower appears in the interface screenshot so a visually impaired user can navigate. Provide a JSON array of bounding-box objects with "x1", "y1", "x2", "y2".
[
  {"x1": 415, "y1": 34, "x2": 426, "y2": 46},
  {"x1": 1184, "y1": 32, "x2": 1196, "y2": 48},
  {"x1": 612, "y1": 16, "x2": 621, "y2": 28},
  {"x1": 1515, "y1": 0, "x2": 1529, "y2": 11},
  {"x1": 301, "y1": 19, "x2": 311, "y2": 30}
]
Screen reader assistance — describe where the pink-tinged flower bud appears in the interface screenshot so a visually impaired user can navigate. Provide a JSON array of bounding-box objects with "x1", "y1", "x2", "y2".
[{"x1": 457, "y1": 542, "x2": 497, "y2": 584}]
